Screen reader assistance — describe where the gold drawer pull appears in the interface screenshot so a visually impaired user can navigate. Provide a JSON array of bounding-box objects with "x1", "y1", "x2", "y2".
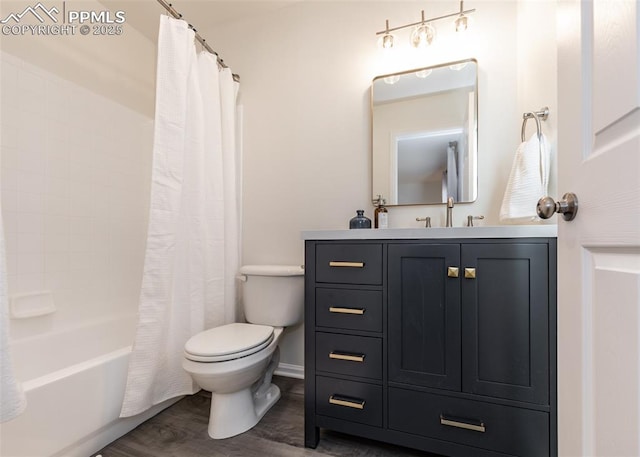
[
  {"x1": 329, "y1": 395, "x2": 365, "y2": 410},
  {"x1": 329, "y1": 261, "x2": 365, "y2": 268},
  {"x1": 329, "y1": 306, "x2": 365, "y2": 315},
  {"x1": 329, "y1": 351, "x2": 365, "y2": 362},
  {"x1": 464, "y1": 268, "x2": 476, "y2": 279},
  {"x1": 440, "y1": 415, "x2": 486, "y2": 433}
]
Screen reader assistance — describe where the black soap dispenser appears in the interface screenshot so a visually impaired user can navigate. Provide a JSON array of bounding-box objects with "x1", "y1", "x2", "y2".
[{"x1": 349, "y1": 210, "x2": 372, "y2": 229}]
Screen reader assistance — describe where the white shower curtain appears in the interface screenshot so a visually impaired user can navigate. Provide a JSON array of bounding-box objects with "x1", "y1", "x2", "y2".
[
  {"x1": 0, "y1": 211, "x2": 27, "y2": 422},
  {"x1": 120, "y1": 15, "x2": 240, "y2": 418}
]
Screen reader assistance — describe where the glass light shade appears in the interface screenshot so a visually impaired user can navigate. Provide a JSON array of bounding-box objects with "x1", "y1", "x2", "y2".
[
  {"x1": 454, "y1": 14, "x2": 468, "y2": 32},
  {"x1": 410, "y1": 23, "x2": 435, "y2": 48},
  {"x1": 449, "y1": 62, "x2": 468, "y2": 71},
  {"x1": 377, "y1": 32, "x2": 395, "y2": 49},
  {"x1": 383, "y1": 75, "x2": 400, "y2": 85},
  {"x1": 415, "y1": 69, "x2": 433, "y2": 78}
]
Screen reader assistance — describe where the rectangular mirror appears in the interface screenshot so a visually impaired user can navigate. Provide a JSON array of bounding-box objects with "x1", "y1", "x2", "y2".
[{"x1": 371, "y1": 58, "x2": 478, "y2": 206}]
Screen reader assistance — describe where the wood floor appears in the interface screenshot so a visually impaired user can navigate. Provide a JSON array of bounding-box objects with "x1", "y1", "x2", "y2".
[{"x1": 94, "y1": 376, "x2": 438, "y2": 457}]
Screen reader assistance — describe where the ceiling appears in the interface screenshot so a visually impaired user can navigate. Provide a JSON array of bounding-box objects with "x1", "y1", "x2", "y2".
[{"x1": 97, "y1": 0, "x2": 301, "y2": 44}]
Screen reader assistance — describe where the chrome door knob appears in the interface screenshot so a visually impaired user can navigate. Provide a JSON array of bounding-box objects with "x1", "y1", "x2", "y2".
[{"x1": 537, "y1": 193, "x2": 579, "y2": 221}]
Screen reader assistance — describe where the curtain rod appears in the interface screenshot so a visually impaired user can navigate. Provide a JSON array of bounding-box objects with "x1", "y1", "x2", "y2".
[{"x1": 156, "y1": 0, "x2": 240, "y2": 82}]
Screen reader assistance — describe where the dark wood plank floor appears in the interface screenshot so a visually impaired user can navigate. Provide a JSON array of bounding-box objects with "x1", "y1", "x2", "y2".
[{"x1": 94, "y1": 376, "x2": 438, "y2": 457}]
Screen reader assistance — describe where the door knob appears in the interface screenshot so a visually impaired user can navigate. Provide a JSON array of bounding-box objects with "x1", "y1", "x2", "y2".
[{"x1": 537, "y1": 193, "x2": 579, "y2": 221}]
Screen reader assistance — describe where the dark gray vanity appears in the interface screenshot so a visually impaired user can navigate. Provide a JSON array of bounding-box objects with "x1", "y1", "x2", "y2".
[{"x1": 304, "y1": 226, "x2": 557, "y2": 457}]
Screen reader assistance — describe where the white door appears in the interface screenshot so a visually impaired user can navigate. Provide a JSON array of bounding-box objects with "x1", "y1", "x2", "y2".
[{"x1": 556, "y1": 1, "x2": 640, "y2": 456}]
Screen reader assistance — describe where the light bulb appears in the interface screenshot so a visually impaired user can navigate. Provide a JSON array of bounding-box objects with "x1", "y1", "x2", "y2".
[
  {"x1": 383, "y1": 75, "x2": 400, "y2": 85},
  {"x1": 410, "y1": 23, "x2": 435, "y2": 48},
  {"x1": 382, "y1": 33, "x2": 394, "y2": 49},
  {"x1": 454, "y1": 14, "x2": 468, "y2": 32},
  {"x1": 415, "y1": 69, "x2": 432, "y2": 78},
  {"x1": 377, "y1": 19, "x2": 395, "y2": 49}
]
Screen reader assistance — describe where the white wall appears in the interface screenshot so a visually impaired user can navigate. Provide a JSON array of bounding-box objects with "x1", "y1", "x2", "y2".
[{"x1": 205, "y1": 1, "x2": 556, "y2": 369}]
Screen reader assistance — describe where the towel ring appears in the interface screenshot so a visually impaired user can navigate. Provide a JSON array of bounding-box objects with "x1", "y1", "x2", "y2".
[{"x1": 521, "y1": 106, "x2": 549, "y2": 142}]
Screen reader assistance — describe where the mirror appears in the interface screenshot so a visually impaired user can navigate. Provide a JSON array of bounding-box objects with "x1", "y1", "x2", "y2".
[{"x1": 371, "y1": 58, "x2": 478, "y2": 206}]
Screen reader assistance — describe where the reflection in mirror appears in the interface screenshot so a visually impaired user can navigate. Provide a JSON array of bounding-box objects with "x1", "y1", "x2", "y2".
[{"x1": 371, "y1": 59, "x2": 477, "y2": 206}]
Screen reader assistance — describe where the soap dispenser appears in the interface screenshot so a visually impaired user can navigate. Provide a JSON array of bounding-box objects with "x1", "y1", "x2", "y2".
[{"x1": 373, "y1": 195, "x2": 389, "y2": 229}]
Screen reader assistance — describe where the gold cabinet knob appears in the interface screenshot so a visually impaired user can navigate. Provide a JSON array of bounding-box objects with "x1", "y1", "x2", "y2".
[
  {"x1": 464, "y1": 268, "x2": 476, "y2": 279},
  {"x1": 447, "y1": 267, "x2": 459, "y2": 278}
]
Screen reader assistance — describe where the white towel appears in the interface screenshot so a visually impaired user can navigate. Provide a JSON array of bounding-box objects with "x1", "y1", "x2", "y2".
[
  {"x1": 500, "y1": 133, "x2": 550, "y2": 223},
  {"x1": 0, "y1": 211, "x2": 27, "y2": 423}
]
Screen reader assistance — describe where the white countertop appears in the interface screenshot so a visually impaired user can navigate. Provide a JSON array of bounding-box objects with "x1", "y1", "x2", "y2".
[{"x1": 301, "y1": 225, "x2": 557, "y2": 240}]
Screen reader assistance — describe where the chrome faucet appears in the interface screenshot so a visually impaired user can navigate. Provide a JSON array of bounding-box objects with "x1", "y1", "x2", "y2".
[{"x1": 445, "y1": 197, "x2": 454, "y2": 227}]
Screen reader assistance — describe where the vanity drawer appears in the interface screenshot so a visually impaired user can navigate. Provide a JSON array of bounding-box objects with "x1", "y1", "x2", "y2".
[
  {"x1": 315, "y1": 244, "x2": 382, "y2": 285},
  {"x1": 388, "y1": 387, "x2": 549, "y2": 457},
  {"x1": 316, "y1": 332, "x2": 382, "y2": 379},
  {"x1": 316, "y1": 288, "x2": 382, "y2": 332},
  {"x1": 316, "y1": 376, "x2": 382, "y2": 427}
]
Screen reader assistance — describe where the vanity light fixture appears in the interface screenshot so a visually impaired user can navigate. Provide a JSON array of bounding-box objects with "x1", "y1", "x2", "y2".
[
  {"x1": 376, "y1": 1, "x2": 475, "y2": 49},
  {"x1": 377, "y1": 19, "x2": 395, "y2": 49}
]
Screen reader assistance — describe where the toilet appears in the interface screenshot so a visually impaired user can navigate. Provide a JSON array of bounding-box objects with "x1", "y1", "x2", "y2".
[{"x1": 182, "y1": 265, "x2": 304, "y2": 439}]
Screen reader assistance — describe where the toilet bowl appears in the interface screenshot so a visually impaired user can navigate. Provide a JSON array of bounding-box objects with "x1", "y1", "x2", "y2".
[{"x1": 182, "y1": 265, "x2": 304, "y2": 439}]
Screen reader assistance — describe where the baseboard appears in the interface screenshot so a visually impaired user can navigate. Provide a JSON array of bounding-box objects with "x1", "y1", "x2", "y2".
[{"x1": 275, "y1": 362, "x2": 304, "y2": 379}]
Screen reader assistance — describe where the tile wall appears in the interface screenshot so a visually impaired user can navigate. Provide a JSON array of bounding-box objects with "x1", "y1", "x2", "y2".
[{"x1": 0, "y1": 51, "x2": 153, "y2": 340}]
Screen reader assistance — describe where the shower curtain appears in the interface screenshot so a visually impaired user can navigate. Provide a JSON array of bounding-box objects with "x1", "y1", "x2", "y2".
[
  {"x1": 0, "y1": 211, "x2": 27, "y2": 422},
  {"x1": 120, "y1": 15, "x2": 240, "y2": 417}
]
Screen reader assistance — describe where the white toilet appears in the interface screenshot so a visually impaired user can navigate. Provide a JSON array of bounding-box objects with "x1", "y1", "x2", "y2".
[{"x1": 182, "y1": 265, "x2": 304, "y2": 439}]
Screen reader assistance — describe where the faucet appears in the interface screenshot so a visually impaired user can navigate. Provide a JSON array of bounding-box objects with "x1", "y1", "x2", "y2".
[{"x1": 445, "y1": 197, "x2": 454, "y2": 227}]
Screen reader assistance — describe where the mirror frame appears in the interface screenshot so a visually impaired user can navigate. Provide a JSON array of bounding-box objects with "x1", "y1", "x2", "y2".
[{"x1": 370, "y1": 58, "x2": 478, "y2": 207}]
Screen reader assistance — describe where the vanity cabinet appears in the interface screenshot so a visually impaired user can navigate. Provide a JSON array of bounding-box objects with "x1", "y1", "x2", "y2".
[{"x1": 304, "y1": 236, "x2": 557, "y2": 457}]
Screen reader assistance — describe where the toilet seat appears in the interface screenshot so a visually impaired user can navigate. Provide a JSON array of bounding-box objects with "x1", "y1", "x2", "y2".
[{"x1": 184, "y1": 323, "x2": 274, "y2": 362}]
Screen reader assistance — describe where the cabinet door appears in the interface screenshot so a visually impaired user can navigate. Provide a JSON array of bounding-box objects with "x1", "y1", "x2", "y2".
[
  {"x1": 388, "y1": 244, "x2": 461, "y2": 390},
  {"x1": 461, "y1": 243, "x2": 549, "y2": 404}
]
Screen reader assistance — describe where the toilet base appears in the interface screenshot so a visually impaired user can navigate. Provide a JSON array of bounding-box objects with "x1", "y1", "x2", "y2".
[{"x1": 207, "y1": 383, "x2": 281, "y2": 439}]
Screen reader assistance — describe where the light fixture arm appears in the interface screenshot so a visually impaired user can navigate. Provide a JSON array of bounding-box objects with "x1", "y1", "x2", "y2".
[{"x1": 376, "y1": 7, "x2": 476, "y2": 35}]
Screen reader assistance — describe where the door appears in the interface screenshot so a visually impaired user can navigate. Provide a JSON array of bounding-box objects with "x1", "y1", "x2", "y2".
[
  {"x1": 461, "y1": 243, "x2": 550, "y2": 405},
  {"x1": 388, "y1": 243, "x2": 461, "y2": 390},
  {"x1": 556, "y1": 1, "x2": 640, "y2": 455}
]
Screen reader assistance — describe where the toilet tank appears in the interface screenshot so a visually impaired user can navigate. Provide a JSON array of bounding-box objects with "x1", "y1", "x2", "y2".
[{"x1": 239, "y1": 265, "x2": 304, "y2": 327}]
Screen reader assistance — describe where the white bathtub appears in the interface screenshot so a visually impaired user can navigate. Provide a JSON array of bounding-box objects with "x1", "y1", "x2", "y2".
[{"x1": 0, "y1": 314, "x2": 179, "y2": 457}]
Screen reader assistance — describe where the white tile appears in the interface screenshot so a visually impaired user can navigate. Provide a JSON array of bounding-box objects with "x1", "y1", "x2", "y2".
[
  {"x1": 9, "y1": 273, "x2": 45, "y2": 295},
  {"x1": 44, "y1": 175, "x2": 70, "y2": 199},
  {"x1": 44, "y1": 194, "x2": 70, "y2": 216},
  {"x1": 4, "y1": 230, "x2": 18, "y2": 254},
  {"x1": 44, "y1": 214, "x2": 70, "y2": 234},
  {"x1": 15, "y1": 170, "x2": 45, "y2": 195},
  {"x1": 0, "y1": 121, "x2": 21, "y2": 149},
  {"x1": 44, "y1": 229, "x2": 70, "y2": 252},
  {"x1": 17, "y1": 191, "x2": 44, "y2": 214},
  {"x1": 18, "y1": 212, "x2": 44, "y2": 234},
  {"x1": 1, "y1": 188, "x2": 19, "y2": 212},
  {"x1": 5, "y1": 250, "x2": 18, "y2": 275},
  {"x1": 68, "y1": 216, "x2": 92, "y2": 235},
  {"x1": 17, "y1": 251, "x2": 45, "y2": 274},
  {"x1": 2, "y1": 210, "x2": 19, "y2": 233},
  {"x1": 18, "y1": 68, "x2": 46, "y2": 99},
  {"x1": 17, "y1": 231, "x2": 44, "y2": 254},
  {"x1": 44, "y1": 251, "x2": 69, "y2": 273},
  {"x1": 44, "y1": 269, "x2": 73, "y2": 291}
]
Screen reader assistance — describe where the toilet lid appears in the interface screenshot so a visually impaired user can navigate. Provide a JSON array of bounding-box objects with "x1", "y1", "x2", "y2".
[{"x1": 184, "y1": 323, "x2": 274, "y2": 362}]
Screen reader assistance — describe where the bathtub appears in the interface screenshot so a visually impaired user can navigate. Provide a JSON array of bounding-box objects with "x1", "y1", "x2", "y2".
[{"x1": 0, "y1": 314, "x2": 179, "y2": 457}]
